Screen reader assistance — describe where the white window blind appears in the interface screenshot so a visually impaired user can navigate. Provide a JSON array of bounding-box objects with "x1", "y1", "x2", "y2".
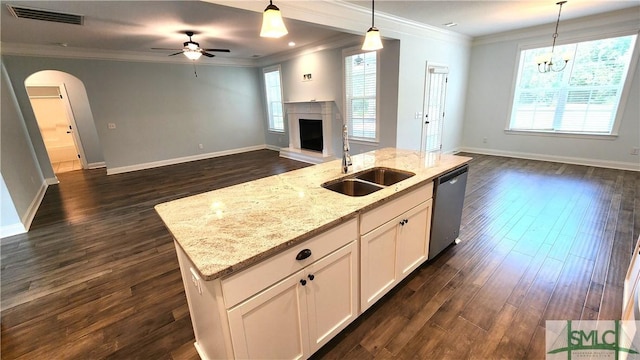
[
  {"x1": 345, "y1": 51, "x2": 377, "y2": 141},
  {"x1": 263, "y1": 67, "x2": 284, "y2": 132},
  {"x1": 510, "y1": 34, "x2": 637, "y2": 135}
]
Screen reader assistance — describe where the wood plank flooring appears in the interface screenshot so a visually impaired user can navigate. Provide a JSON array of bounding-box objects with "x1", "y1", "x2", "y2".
[{"x1": 1, "y1": 150, "x2": 638, "y2": 359}]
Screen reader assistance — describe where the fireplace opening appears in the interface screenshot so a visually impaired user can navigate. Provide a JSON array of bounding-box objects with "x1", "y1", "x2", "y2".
[{"x1": 299, "y1": 119, "x2": 323, "y2": 152}]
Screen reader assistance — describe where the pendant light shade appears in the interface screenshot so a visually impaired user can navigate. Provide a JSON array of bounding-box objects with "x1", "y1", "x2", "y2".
[
  {"x1": 260, "y1": 0, "x2": 288, "y2": 38},
  {"x1": 362, "y1": 27, "x2": 383, "y2": 51},
  {"x1": 362, "y1": 0, "x2": 383, "y2": 51}
]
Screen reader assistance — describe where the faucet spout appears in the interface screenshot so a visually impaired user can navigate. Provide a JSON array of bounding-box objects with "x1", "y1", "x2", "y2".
[{"x1": 342, "y1": 124, "x2": 352, "y2": 174}]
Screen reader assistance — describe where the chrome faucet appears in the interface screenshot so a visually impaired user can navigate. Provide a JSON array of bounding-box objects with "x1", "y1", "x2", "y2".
[{"x1": 341, "y1": 124, "x2": 352, "y2": 174}]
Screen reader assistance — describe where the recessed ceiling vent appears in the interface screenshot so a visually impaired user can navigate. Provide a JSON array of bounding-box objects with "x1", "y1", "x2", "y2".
[{"x1": 6, "y1": 4, "x2": 84, "y2": 25}]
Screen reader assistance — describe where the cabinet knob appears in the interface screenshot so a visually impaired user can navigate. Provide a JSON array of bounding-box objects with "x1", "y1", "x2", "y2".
[
  {"x1": 308, "y1": 274, "x2": 315, "y2": 281},
  {"x1": 296, "y1": 249, "x2": 312, "y2": 261},
  {"x1": 405, "y1": 219, "x2": 409, "y2": 224},
  {"x1": 400, "y1": 219, "x2": 406, "y2": 226},
  {"x1": 300, "y1": 279, "x2": 307, "y2": 286}
]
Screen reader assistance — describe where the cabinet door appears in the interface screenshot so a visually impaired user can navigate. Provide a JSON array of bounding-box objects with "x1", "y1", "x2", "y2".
[
  {"x1": 361, "y1": 219, "x2": 398, "y2": 312},
  {"x1": 396, "y1": 200, "x2": 432, "y2": 279},
  {"x1": 227, "y1": 271, "x2": 309, "y2": 360},
  {"x1": 305, "y1": 241, "x2": 358, "y2": 353}
]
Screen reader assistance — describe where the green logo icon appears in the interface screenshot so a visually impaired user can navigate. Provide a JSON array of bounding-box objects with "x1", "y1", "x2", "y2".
[{"x1": 546, "y1": 320, "x2": 640, "y2": 359}]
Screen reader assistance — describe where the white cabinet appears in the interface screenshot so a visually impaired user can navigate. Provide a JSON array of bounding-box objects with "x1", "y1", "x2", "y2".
[
  {"x1": 227, "y1": 241, "x2": 358, "y2": 359},
  {"x1": 360, "y1": 184, "x2": 433, "y2": 311},
  {"x1": 176, "y1": 218, "x2": 359, "y2": 360}
]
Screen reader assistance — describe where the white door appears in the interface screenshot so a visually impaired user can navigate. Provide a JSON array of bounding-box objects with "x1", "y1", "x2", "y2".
[
  {"x1": 360, "y1": 220, "x2": 398, "y2": 311},
  {"x1": 396, "y1": 200, "x2": 432, "y2": 279},
  {"x1": 227, "y1": 271, "x2": 310, "y2": 360},
  {"x1": 421, "y1": 64, "x2": 449, "y2": 153},
  {"x1": 305, "y1": 241, "x2": 358, "y2": 353}
]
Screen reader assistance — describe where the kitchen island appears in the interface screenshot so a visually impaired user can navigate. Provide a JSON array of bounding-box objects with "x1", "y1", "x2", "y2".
[{"x1": 155, "y1": 148, "x2": 471, "y2": 359}]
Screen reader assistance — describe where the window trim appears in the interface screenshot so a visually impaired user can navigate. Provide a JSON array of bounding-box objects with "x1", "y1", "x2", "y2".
[
  {"x1": 505, "y1": 30, "x2": 639, "y2": 139},
  {"x1": 342, "y1": 46, "x2": 380, "y2": 143},
  {"x1": 262, "y1": 64, "x2": 285, "y2": 133}
]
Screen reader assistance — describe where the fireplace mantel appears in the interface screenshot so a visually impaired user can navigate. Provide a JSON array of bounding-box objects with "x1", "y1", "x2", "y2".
[{"x1": 279, "y1": 100, "x2": 338, "y2": 164}]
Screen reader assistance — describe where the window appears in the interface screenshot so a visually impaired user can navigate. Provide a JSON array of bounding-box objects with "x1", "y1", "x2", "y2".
[
  {"x1": 344, "y1": 50, "x2": 378, "y2": 141},
  {"x1": 509, "y1": 34, "x2": 637, "y2": 136},
  {"x1": 263, "y1": 66, "x2": 284, "y2": 132}
]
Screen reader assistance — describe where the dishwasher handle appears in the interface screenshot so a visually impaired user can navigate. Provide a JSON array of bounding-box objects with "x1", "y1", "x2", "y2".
[{"x1": 439, "y1": 164, "x2": 468, "y2": 184}]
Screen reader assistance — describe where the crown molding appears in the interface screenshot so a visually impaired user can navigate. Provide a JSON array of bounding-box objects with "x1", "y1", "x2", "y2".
[
  {"x1": 473, "y1": 6, "x2": 640, "y2": 46},
  {"x1": 0, "y1": 42, "x2": 258, "y2": 67},
  {"x1": 208, "y1": 0, "x2": 471, "y2": 46}
]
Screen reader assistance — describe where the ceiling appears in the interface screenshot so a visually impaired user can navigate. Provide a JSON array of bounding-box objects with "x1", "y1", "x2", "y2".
[{"x1": 1, "y1": 1, "x2": 638, "y2": 62}]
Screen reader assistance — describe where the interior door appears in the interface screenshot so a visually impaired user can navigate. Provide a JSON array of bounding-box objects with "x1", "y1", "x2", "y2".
[{"x1": 421, "y1": 64, "x2": 449, "y2": 153}]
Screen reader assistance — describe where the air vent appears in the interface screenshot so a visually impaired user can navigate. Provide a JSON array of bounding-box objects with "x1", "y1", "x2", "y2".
[{"x1": 7, "y1": 4, "x2": 84, "y2": 25}]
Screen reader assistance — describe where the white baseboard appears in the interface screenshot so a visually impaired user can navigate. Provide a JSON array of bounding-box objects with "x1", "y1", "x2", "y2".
[
  {"x1": 107, "y1": 145, "x2": 268, "y2": 175},
  {"x1": 45, "y1": 177, "x2": 59, "y2": 185},
  {"x1": 0, "y1": 223, "x2": 26, "y2": 238},
  {"x1": 265, "y1": 144, "x2": 281, "y2": 151},
  {"x1": 21, "y1": 180, "x2": 48, "y2": 231},
  {"x1": 87, "y1": 161, "x2": 106, "y2": 169},
  {"x1": 460, "y1": 147, "x2": 640, "y2": 171}
]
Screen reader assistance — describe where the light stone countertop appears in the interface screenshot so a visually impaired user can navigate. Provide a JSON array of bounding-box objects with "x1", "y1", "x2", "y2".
[{"x1": 154, "y1": 148, "x2": 472, "y2": 280}]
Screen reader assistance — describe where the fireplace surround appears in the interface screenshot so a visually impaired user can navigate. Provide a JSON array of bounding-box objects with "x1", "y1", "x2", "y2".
[{"x1": 279, "y1": 101, "x2": 338, "y2": 164}]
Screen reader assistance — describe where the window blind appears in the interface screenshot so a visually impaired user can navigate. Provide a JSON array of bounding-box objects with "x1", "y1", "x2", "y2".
[
  {"x1": 510, "y1": 34, "x2": 636, "y2": 135},
  {"x1": 345, "y1": 51, "x2": 377, "y2": 140}
]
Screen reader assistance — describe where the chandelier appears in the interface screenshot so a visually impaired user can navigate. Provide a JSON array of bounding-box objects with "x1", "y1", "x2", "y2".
[{"x1": 536, "y1": 1, "x2": 570, "y2": 73}]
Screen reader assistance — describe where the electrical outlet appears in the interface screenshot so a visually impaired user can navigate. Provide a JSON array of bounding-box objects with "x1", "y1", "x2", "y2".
[
  {"x1": 108, "y1": 123, "x2": 116, "y2": 129},
  {"x1": 189, "y1": 267, "x2": 202, "y2": 295},
  {"x1": 482, "y1": 137, "x2": 488, "y2": 144},
  {"x1": 632, "y1": 147, "x2": 640, "y2": 155},
  {"x1": 198, "y1": 144, "x2": 204, "y2": 150}
]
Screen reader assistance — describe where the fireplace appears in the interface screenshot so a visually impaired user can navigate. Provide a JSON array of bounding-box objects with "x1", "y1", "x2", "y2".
[
  {"x1": 299, "y1": 119, "x2": 323, "y2": 152},
  {"x1": 279, "y1": 100, "x2": 338, "y2": 164}
]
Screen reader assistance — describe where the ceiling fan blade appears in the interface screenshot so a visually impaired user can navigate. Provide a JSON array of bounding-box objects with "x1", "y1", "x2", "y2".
[
  {"x1": 151, "y1": 47, "x2": 182, "y2": 51},
  {"x1": 202, "y1": 52, "x2": 215, "y2": 58},
  {"x1": 203, "y1": 48, "x2": 230, "y2": 53},
  {"x1": 168, "y1": 52, "x2": 184, "y2": 56}
]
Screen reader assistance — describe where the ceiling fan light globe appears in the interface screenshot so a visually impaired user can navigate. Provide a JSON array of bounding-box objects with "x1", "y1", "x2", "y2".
[
  {"x1": 260, "y1": 6, "x2": 288, "y2": 38},
  {"x1": 184, "y1": 50, "x2": 202, "y2": 60},
  {"x1": 362, "y1": 27, "x2": 383, "y2": 51}
]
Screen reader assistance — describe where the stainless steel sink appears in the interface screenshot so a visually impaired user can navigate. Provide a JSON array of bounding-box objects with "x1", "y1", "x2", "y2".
[
  {"x1": 354, "y1": 167, "x2": 415, "y2": 186},
  {"x1": 322, "y1": 178, "x2": 384, "y2": 197},
  {"x1": 322, "y1": 167, "x2": 415, "y2": 196}
]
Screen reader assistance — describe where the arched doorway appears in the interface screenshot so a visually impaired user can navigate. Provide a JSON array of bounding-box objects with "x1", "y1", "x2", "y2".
[{"x1": 24, "y1": 70, "x2": 104, "y2": 178}]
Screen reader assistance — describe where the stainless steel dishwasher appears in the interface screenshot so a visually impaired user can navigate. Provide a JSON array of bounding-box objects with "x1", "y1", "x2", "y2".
[{"x1": 429, "y1": 164, "x2": 468, "y2": 260}]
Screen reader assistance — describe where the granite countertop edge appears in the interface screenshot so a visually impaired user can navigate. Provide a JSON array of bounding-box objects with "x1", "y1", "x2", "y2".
[{"x1": 155, "y1": 148, "x2": 472, "y2": 281}]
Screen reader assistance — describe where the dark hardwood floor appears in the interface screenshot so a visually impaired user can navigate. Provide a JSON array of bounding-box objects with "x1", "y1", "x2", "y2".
[{"x1": 1, "y1": 150, "x2": 638, "y2": 359}]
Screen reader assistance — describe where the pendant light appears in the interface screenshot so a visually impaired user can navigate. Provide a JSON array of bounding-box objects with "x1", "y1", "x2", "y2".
[
  {"x1": 260, "y1": 0, "x2": 288, "y2": 38},
  {"x1": 362, "y1": 0, "x2": 383, "y2": 51},
  {"x1": 536, "y1": 1, "x2": 570, "y2": 73}
]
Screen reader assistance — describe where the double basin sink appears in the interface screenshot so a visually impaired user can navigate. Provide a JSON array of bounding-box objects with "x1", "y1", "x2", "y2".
[{"x1": 322, "y1": 167, "x2": 415, "y2": 197}]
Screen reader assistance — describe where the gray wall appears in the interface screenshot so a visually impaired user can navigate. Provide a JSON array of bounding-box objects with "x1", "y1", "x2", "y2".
[
  {"x1": 1, "y1": 61, "x2": 44, "y2": 231},
  {"x1": 462, "y1": 9, "x2": 640, "y2": 169},
  {"x1": 2, "y1": 56, "x2": 267, "y2": 171},
  {"x1": 262, "y1": 38, "x2": 401, "y2": 157},
  {"x1": 395, "y1": 34, "x2": 471, "y2": 153}
]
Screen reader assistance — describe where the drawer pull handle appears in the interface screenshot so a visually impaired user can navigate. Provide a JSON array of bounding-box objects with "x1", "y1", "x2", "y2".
[
  {"x1": 300, "y1": 279, "x2": 307, "y2": 286},
  {"x1": 296, "y1": 249, "x2": 312, "y2": 260},
  {"x1": 308, "y1": 274, "x2": 315, "y2": 281},
  {"x1": 400, "y1": 219, "x2": 409, "y2": 226}
]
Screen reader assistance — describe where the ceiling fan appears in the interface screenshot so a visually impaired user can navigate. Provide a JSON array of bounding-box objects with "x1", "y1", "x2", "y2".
[{"x1": 152, "y1": 31, "x2": 230, "y2": 60}]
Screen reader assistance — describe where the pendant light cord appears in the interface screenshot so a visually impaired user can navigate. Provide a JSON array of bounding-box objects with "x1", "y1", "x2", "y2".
[
  {"x1": 371, "y1": 0, "x2": 375, "y2": 27},
  {"x1": 551, "y1": 1, "x2": 566, "y2": 53}
]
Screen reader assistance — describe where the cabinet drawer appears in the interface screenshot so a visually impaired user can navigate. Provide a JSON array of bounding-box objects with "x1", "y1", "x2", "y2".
[
  {"x1": 360, "y1": 182, "x2": 433, "y2": 234},
  {"x1": 222, "y1": 218, "x2": 358, "y2": 308}
]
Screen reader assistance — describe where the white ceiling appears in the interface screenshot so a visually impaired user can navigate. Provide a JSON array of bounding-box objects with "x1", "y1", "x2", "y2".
[{"x1": 1, "y1": 0, "x2": 638, "y2": 62}]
